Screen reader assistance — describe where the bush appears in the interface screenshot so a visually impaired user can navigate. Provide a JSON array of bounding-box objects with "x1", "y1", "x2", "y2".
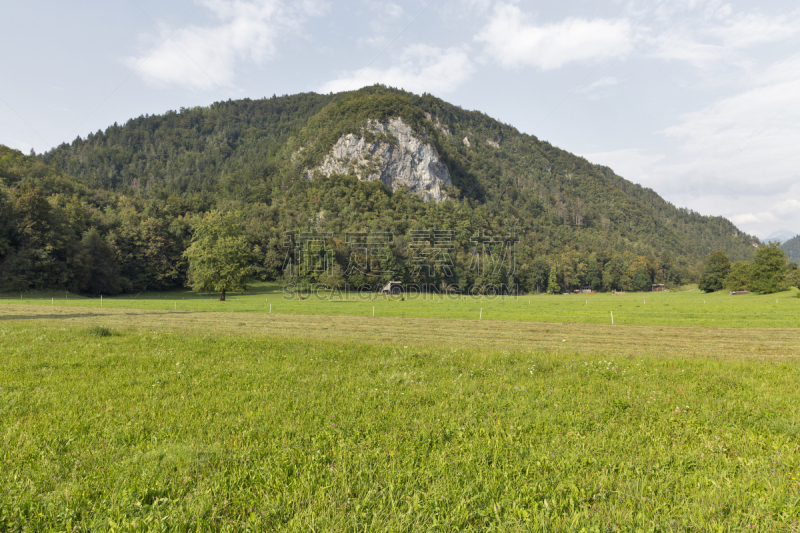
[{"x1": 86, "y1": 326, "x2": 113, "y2": 337}]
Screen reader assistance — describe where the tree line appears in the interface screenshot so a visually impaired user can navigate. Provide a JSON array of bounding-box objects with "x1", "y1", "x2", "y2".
[
  {"x1": 1, "y1": 87, "x2": 771, "y2": 296},
  {"x1": 699, "y1": 244, "x2": 798, "y2": 294},
  {"x1": 1, "y1": 144, "x2": 703, "y2": 296}
]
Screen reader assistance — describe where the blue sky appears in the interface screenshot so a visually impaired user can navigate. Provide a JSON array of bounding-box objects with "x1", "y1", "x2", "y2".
[{"x1": 2, "y1": 0, "x2": 799, "y2": 240}]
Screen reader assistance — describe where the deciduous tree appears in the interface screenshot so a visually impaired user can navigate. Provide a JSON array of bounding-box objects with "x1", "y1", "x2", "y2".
[
  {"x1": 632, "y1": 266, "x2": 651, "y2": 292},
  {"x1": 183, "y1": 211, "x2": 253, "y2": 301},
  {"x1": 74, "y1": 228, "x2": 122, "y2": 295},
  {"x1": 547, "y1": 264, "x2": 560, "y2": 294},
  {"x1": 786, "y1": 261, "x2": 798, "y2": 289},
  {"x1": 699, "y1": 250, "x2": 731, "y2": 293},
  {"x1": 725, "y1": 261, "x2": 752, "y2": 292},
  {"x1": 750, "y1": 242, "x2": 788, "y2": 294}
]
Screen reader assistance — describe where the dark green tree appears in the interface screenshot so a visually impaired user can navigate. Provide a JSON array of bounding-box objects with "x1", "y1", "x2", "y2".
[
  {"x1": 786, "y1": 261, "x2": 798, "y2": 289},
  {"x1": 602, "y1": 255, "x2": 624, "y2": 291},
  {"x1": 725, "y1": 261, "x2": 752, "y2": 291},
  {"x1": 699, "y1": 250, "x2": 731, "y2": 292},
  {"x1": 183, "y1": 210, "x2": 253, "y2": 301},
  {"x1": 6, "y1": 184, "x2": 73, "y2": 289},
  {"x1": 750, "y1": 242, "x2": 788, "y2": 294},
  {"x1": 547, "y1": 264, "x2": 560, "y2": 294},
  {"x1": 632, "y1": 266, "x2": 651, "y2": 292},
  {"x1": 140, "y1": 217, "x2": 186, "y2": 290},
  {"x1": 0, "y1": 189, "x2": 13, "y2": 261},
  {"x1": 14, "y1": 184, "x2": 53, "y2": 250},
  {"x1": 586, "y1": 256, "x2": 602, "y2": 291},
  {"x1": 75, "y1": 228, "x2": 122, "y2": 295},
  {"x1": 529, "y1": 257, "x2": 551, "y2": 293}
]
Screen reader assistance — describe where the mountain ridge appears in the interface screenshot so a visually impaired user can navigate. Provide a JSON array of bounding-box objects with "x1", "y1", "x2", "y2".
[{"x1": 1, "y1": 85, "x2": 758, "y2": 294}]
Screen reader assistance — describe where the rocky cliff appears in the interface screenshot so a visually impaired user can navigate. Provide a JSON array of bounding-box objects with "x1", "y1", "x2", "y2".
[{"x1": 307, "y1": 117, "x2": 451, "y2": 202}]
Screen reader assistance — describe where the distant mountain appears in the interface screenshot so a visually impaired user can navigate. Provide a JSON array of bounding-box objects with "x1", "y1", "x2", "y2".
[
  {"x1": 766, "y1": 229, "x2": 797, "y2": 244},
  {"x1": 2, "y1": 86, "x2": 758, "y2": 294}
]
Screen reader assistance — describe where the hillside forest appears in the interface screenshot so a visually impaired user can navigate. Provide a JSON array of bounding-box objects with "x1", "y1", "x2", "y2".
[{"x1": 1, "y1": 86, "x2": 779, "y2": 296}]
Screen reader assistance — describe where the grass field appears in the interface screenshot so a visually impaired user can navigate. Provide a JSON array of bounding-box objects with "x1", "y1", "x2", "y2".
[
  {"x1": 3, "y1": 283, "x2": 800, "y2": 328},
  {"x1": 1, "y1": 290, "x2": 799, "y2": 531}
]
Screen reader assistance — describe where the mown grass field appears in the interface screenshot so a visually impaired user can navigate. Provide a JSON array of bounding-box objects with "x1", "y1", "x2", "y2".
[
  {"x1": 1, "y1": 291, "x2": 799, "y2": 531},
  {"x1": 3, "y1": 283, "x2": 800, "y2": 328}
]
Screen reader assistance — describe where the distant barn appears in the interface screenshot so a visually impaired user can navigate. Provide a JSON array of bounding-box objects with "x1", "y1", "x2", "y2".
[
  {"x1": 651, "y1": 284, "x2": 665, "y2": 292},
  {"x1": 381, "y1": 281, "x2": 403, "y2": 296}
]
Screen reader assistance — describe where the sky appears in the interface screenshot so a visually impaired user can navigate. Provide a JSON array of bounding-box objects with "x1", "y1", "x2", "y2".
[{"x1": 2, "y1": 0, "x2": 799, "y2": 241}]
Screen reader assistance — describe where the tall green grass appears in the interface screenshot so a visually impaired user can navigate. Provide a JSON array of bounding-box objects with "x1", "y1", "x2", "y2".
[
  {"x1": 3, "y1": 284, "x2": 800, "y2": 328},
  {"x1": 1, "y1": 322, "x2": 798, "y2": 531}
]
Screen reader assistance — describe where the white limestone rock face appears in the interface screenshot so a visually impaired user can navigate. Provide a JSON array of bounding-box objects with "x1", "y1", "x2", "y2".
[
  {"x1": 309, "y1": 117, "x2": 451, "y2": 202},
  {"x1": 424, "y1": 112, "x2": 452, "y2": 137}
]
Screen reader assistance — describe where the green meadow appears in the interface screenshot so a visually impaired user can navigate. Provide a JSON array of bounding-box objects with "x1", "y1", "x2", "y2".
[
  {"x1": 1, "y1": 289, "x2": 799, "y2": 532},
  {"x1": 3, "y1": 283, "x2": 800, "y2": 328}
]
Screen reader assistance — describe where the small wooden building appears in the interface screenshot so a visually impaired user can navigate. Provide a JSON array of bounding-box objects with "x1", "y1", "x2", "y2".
[
  {"x1": 650, "y1": 284, "x2": 665, "y2": 292},
  {"x1": 381, "y1": 281, "x2": 403, "y2": 296}
]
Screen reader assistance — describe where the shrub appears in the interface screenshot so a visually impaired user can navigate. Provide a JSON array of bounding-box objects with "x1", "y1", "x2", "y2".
[{"x1": 86, "y1": 326, "x2": 113, "y2": 337}]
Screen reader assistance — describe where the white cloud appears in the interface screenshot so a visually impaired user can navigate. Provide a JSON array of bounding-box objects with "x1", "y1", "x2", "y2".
[
  {"x1": 475, "y1": 3, "x2": 632, "y2": 70},
  {"x1": 708, "y1": 10, "x2": 800, "y2": 48},
  {"x1": 575, "y1": 76, "x2": 619, "y2": 99},
  {"x1": 579, "y1": 148, "x2": 664, "y2": 186},
  {"x1": 644, "y1": 0, "x2": 731, "y2": 22},
  {"x1": 128, "y1": 0, "x2": 324, "y2": 89},
  {"x1": 589, "y1": 7, "x2": 800, "y2": 238},
  {"x1": 584, "y1": 76, "x2": 618, "y2": 89},
  {"x1": 582, "y1": 70, "x2": 800, "y2": 237},
  {"x1": 664, "y1": 188, "x2": 800, "y2": 239},
  {"x1": 758, "y1": 53, "x2": 800, "y2": 86},
  {"x1": 661, "y1": 68, "x2": 800, "y2": 196},
  {"x1": 318, "y1": 45, "x2": 475, "y2": 95},
  {"x1": 773, "y1": 199, "x2": 800, "y2": 216},
  {"x1": 648, "y1": 30, "x2": 725, "y2": 67},
  {"x1": 646, "y1": 8, "x2": 800, "y2": 68},
  {"x1": 357, "y1": 1, "x2": 405, "y2": 48},
  {"x1": 465, "y1": 0, "x2": 495, "y2": 13},
  {"x1": 730, "y1": 212, "x2": 776, "y2": 225},
  {"x1": 379, "y1": 1, "x2": 404, "y2": 19}
]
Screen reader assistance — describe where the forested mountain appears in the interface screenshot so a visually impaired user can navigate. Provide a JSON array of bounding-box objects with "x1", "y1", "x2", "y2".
[
  {"x1": 782, "y1": 235, "x2": 800, "y2": 262},
  {"x1": 2, "y1": 86, "x2": 758, "y2": 294},
  {"x1": 43, "y1": 92, "x2": 336, "y2": 195}
]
